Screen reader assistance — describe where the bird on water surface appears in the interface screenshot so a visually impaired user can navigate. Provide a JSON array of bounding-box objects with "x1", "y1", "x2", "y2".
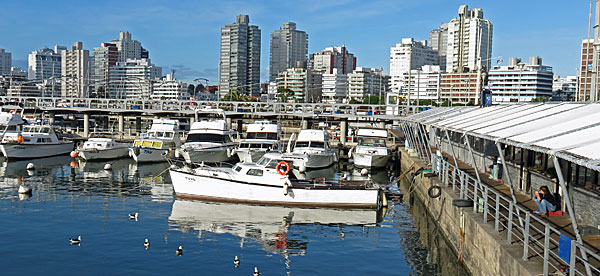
[
  {"x1": 144, "y1": 238, "x2": 150, "y2": 249},
  {"x1": 176, "y1": 246, "x2": 183, "y2": 256},
  {"x1": 129, "y1": 213, "x2": 138, "y2": 220},
  {"x1": 254, "y1": 266, "x2": 260, "y2": 276},
  {"x1": 234, "y1": 255, "x2": 240, "y2": 267},
  {"x1": 69, "y1": 235, "x2": 81, "y2": 245}
]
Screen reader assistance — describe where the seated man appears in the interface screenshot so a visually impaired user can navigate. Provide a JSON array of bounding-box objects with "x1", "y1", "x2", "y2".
[{"x1": 534, "y1": 185, "x2": 557, "y2": 215}]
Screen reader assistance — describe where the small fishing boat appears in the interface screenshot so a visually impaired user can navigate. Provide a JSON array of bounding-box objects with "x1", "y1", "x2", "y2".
[
  {"x1": 351, "y1": 129, "x2": 390, "y2": 168},
  {"x1": 129, "y1": 119, "x2": 182, "y2": 163},
  {"x1": 287, "y1": 129, "x2": 337, "y2": 171},
  {"x1": 235, "y1": 120, "x2": 281, "y2": 163},
  {"x1": 0, "y1": 124, "x2": 74, "y2": 160},
  {"x1": 169, "y1": 152, "x2": 386, "y2": 209},
  {"x1": 76, "y1": 133, "x2": 129, "y2": 161}
]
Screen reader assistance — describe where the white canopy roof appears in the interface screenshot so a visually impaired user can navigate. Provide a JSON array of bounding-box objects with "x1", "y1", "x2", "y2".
[{"x1": 403, "y1": 103, "x2": 600, "y2": 171}]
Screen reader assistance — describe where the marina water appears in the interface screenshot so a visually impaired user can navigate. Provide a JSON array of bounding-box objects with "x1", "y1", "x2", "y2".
[{"x1": 0, "y1": 156, "x2": 465, "y2": 275}]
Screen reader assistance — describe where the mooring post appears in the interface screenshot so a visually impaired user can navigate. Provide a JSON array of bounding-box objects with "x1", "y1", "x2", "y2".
[
  {"x1": 340, "y1": 119, "x2": 348, "y2": 145},
  {"x1": 83, "y1": 113, "x2": 89, "y2": 138}
]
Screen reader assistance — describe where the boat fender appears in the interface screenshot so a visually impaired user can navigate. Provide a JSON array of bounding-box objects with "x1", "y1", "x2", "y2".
[
  {"x1": 70, "y1": 151, "x2": 78, "y2": 158},
  {"x1": 26, "y1": 163, "x2": 35, "y2": 170},
  {"x1": 428, "y1": 185, "x2": 442, "y2": 199},
  {"x1": 283, "y1": 182, "x2": 289, "y2": 196},
  {"x1": 452, "y1": 199, "x2": 474, "y2": 208},
  {"x1": 276, "y1": 161, "x2": 290, "y2": 175},
  {"x1": 17, "y1": 135, "x2": 24, "y2": 143},
  {"x1": 298, "y1": 163, "x2": 306, "y2": 173}
]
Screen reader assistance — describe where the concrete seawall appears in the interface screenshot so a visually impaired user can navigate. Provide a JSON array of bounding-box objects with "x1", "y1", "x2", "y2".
[{"x1": 398, "y1": 149, "x2": 542, "y2": 276}]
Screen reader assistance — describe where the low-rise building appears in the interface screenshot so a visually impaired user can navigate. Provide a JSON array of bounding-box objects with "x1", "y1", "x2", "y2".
[
  {"x1": 396, "y1": 65, "x2": 441, "y2": 102},
  {"x1": 276, "y1": 67, "x2": 322, "y2": 102},
  {"x1": 108, "y1": 58, "x2": 162, "y2": 99},
  {"x1": 552, "y1": 75, "x2": 577, "y2": 101},
  {"x1": 321, "y1": 69, "x2": 347, "y2": 103},
  {"x1": 440, "y1": 72, "x2": 484, "y2": 104},
  {"x1": 151, "y1": 73, "x2": 190, "y2": 101},
  {"x1": 488, "y1": 56, "x2": 553, "y2": 103},
  {"x1": 347, "y1": 67, "x2": 389, "y2": 102}
]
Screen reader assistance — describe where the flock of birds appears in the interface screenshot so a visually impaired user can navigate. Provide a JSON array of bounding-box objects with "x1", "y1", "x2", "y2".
[{"x1": 68, "y1": 212, "x2": 262, "y2": 276}]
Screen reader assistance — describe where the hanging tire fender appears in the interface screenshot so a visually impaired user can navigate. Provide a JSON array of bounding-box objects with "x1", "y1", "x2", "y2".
[{"x1": 428, "y1": 185, "x2": 442, "y2": 199}]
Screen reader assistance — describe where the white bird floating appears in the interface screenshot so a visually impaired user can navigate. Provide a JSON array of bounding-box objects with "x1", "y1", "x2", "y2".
[
  {"x1": 234, "y1": 255, "x2": 240, "y2": 267},
  {"x1": 26, "y1": 163, "x2": 35, "y2": 170},
  {"x1": 128, "y1": 213, "x2": 138, "y2": 220},
  {"x1": 104, "y1": 164, "x2": 112, "y2": 170},
  {"x1": 176, "y1": 246, "x2": 183, "y2": 256},
  {"x1": 69, "y1": 235, "x2": 81, "y2": 245},
  {"x1": 253, "y1": 266, "x2": 260, "y2": 276},
  {"x1": 18, "y1": 184, "x2": 32, "y2": 194},
  {"x1": 144, "y1": 238, "x2": 150, "y2": 249}
]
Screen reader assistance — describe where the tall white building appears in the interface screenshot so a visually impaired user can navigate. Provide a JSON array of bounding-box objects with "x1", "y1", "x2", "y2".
[
  {"x1": 219, "y1": 15, "x2": 261, "y2": 98},
  {"x1": 429, "y1": 24, "x2": 448, "y2": 72},
  {"x1": 389, "y1": 38, "x2": 438, "y2": 94},
  {"x1": 108, "y1": 58, "x2": 162, "y2": 99},
  {"x1": 488, "y1": 57, "x2": 553, "y2": 103},
  {"x1": 0, "y1": 49, "x2": 11, "y2": 76},
  {"x1": 321, "y1": 69, "x2": 348, "y2": 104},
  {"x1": 347, "y1": 67, "x2": 389, "y2": 102},
  {"x1": 396, "y1": 65, "x2": 441, "y2": 101},
  {"x1": 61, "y1": 42, "x2": 90, "y2": 98},
  {"x1": 110, "y1": 31, "x2": 148, "y2": 63},
  {"x1": 270, "y1": 22, "x2": 308, "y2": 82},
  {"x1": 309, "y1": 46, "x2": 356, "y2": 74},
  {"x1": 28, "y1": 46, "x2": 63, "y2": 80},
  {"x1": 152, "y1": 73, "x2": 190, "y2": 100},
  {"x1": 446, "y1": 5, "x2": 493, "y2": 73}
]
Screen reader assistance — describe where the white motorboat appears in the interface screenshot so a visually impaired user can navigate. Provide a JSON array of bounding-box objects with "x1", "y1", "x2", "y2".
[
  {"x1": 76, "y1": 134, "x2": 129, "y2": 161},
  {"x1": 288, "y1": 129, "x2": 337, "y2": 170},
  {"x1": 0, "y1": 124, "x2": 74, "y2": 160},
  {"x1": 235, "y1": 120, "x2": 281, "y2": 163},
  {"x1": 352, "y1": 129, "x2": 390, "y2": 168},
  {"x1": 176, "y1": 109, "x2": 236, "y2": 164},
  {"x1": 129, "y1": 119, "x2": 182, "y2": 163},
  {"x1": 169, "y1": 152, "x2": 386, "y2": 209}
]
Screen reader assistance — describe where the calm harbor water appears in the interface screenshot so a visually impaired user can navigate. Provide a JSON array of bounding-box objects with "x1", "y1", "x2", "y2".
[{"x1": 0, "y1": 156, "x2": 461, "y2": 275}]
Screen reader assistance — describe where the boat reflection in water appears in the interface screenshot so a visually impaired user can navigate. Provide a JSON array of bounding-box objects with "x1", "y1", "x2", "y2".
[
  {"x1": 169, "y1": 199, "x2": 386, "y2": 261},
  {"x1": 128, "y1": 162, "x2": 173, "y2": 201}
]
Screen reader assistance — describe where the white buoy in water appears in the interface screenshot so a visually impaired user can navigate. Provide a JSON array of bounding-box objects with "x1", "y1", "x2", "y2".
[
  {"x1": 360, "y1": 168, "x2": 368, "y2": 176},
  {"x1": 18, "y1": 184, "x2": 32, "y2": 194},
  {"x1": 253, "y1": 267, "x2": 260, "y2": 276},
  {"x1": 26, "y1": 163, "x2": 35, "y2": 170},
  {"x1": 104, "y1": 163, "x2": 112, "y2": 170},
  {"x1": 144, "y1": 238, "x2": 150, "y2": 249},
  {"x1": 234, "y1": 255, "x2": 240, "y2": 267},
  {"x1": 176, "y1": 245, "x2": 183, "y2": 256}
]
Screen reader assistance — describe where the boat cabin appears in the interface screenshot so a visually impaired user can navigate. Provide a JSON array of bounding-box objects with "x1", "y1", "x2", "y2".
[
  {"x1": 2, "y1": 125, "x2": 60, "y2": 144},
  {"x1": 294, "y1": 129, "x2": 330, "y2": 149},
  {"x1": 357, "y1": 129, "x2": 387, "y2": 148}
]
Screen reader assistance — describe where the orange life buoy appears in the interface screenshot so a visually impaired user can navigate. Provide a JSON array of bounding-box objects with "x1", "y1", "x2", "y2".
[
  {"x1": 17, "y1": 135, "x2": 23, "y2": 143},
  {"x1": 275, "y1": 161, "x2": 290, "y2": 175},
  {"x1": 9, "y1": 110, "x2": 16, "y2": 114}
]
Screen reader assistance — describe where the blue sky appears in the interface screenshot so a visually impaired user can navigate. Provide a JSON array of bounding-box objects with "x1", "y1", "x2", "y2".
[{"x1": 0, "y1": 0, "x2": 590, "y2": 84}]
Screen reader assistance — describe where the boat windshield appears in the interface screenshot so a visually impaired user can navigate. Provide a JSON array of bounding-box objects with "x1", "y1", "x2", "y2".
[
  {"x1": 240, "y1": 143, "x2": 269, "y2": 149},
  {"x1": 246, "y1": 132, "x2": 278, "y2": 140},
  {"x1": 295, "y1": 141, "x2": 309, "y2": 148},
  {"x1": 187, "y1": 133, "x2": 231, "y2": 143},
  {"x1": 295, "y1": 141, "x2": 324, "y2": 148},
  {"x1": 358, "y1": 137, "x2": 386, "y2": 147}
]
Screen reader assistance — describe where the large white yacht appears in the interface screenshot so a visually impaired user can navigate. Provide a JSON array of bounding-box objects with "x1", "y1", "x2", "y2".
[
  {"x1": 351, "y1": 129, "x2": 390, "y2": 168},
  {"x1": 176, "y1": 109, "x2": 236, "y2": 164},
  {"x1": 169, "y1": 152, "x2": 386, "y2": 209},
  {"x1": 235, "y1": 120, "x2": 281, "y2": 163},
  {"x1": 0, "y1": 124, "x2": 74, "y2": 160},
  {"x1": 129, "y1": 119, "x2": 182, "y2": 163},
  {"x1": 76, "y1": 133, "x2": 129, "y2": 161},
  {"x1": 288, "y1": 129, "x2": 337, "y2": 170}
]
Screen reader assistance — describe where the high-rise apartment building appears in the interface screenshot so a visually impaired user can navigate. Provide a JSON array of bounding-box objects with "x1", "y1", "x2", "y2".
[
  {"x1": 28, "y1": 46, "x2": 63, "y2": 80},
  {"x1": 110, "y1": 31, "x2": 147, "y2": 63},
  {"x1": 579, "y1": 39, "x2": 598, "y2": 101},
  {"x1": 429, "y1": 23, "x2": 448, "y2": 72},
  {"x1": 276, "y1": 67, "x2": 322, "y2": 103},
  {"x1": 270, "y1": 22, "x2": 308, "y2": 82},
  {"x1": 61, "y1": 42, "x2": 90, "y2": 98},
  {"x1": 446, "y1": 5, "x2": 493, "y2": 73},
  {"x1": 92, "y1": 43, "x2": 118, "y2": 97},
  {"x1": 108, "y1": 58, "x2": 162, "y2": 99},
  {"x1": 321, "y1": 69, "x2": 348, "y2": 104},
  {"x1": 309, "y1": 46, "x2": 356, "y2": 74},
  {"x1": 389, "y1": 38, "x2": 438, "y2": 94},
  {"x1": 347, "y1": 67, "x2": 389, "y2": 102},
  {"x1": 0, "y1": 49, "x2": 11, "y2": 76},
  {"x1": 488, "y1": 57, "x2": 553, "y2": 103},
  {"x1": 219, "y1": 15, "x2": 261, "y2": 98}
]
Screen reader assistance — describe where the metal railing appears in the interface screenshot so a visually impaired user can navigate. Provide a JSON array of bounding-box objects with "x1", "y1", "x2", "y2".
[
  {"x1": 0, "y1": 96, "x2": 427, "y2": 117},
  {"x1": 408, "y1": 148, "x2": 600, "y2": 275}
]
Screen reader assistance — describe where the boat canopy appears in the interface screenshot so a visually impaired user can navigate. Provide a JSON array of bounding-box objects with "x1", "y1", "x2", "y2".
[{"x1": 357, "y1": 129, "x2": 387, "y2": 138}]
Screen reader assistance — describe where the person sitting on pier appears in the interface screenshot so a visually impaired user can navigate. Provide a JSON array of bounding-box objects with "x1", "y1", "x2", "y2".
[{"x1": 534, "y1": 185, "x2": 557, "y2": 215}]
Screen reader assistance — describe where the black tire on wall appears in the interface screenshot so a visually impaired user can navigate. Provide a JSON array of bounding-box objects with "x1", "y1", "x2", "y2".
[
  {"x1": 452, "y1": 199, "x2": 473, "y2": 208},
  {"x1": 428, "y1": 185, "x2": 442, "y2": 198}
]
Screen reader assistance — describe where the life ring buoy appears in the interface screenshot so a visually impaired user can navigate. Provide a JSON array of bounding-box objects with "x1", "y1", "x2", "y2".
[
  {"x1": 17, "y1": 135, "x2": 23, "y2": 143},
  {"x1": 9, "y1": 110, "x2": 16, "y2": 114},
  {"x1": 276, "y1": 161, "x2": 290, "y2": 175}
]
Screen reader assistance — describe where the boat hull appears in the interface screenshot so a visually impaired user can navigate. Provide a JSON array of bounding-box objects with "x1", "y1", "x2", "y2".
[
  {"x1": 170, "y1": 169, "x2": 382, "y2": 209},
  {"x1": 130, "y1": 147, "x2": 174, "y2": 163},
  {"x1": 0, "y1": 142, "x2": 74, "y2": 160},
  {"x1": 353, "y1": 153, "x2": 390, "y2": 168},
  {"x1": 79, "y1": 147, "x2": 129, "y2": 161},
  {"x1": 179, "y1": 147, "x2": 236, "y2": 164}
]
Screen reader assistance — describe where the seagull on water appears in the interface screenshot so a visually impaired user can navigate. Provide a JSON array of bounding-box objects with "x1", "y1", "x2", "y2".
[
  {"x1": 144, "y1": 238, "x2": 150, "y2": 249},
  {"x1": 69, "y1": 235, "x2": 81, "y2": 245},
  {"x1": 254, "y1": 266, "x2": 260, "y2": 276},
  {"x1": 234, "y1": 255, "x2": 240, "y2": 267},
  {"x1": 176, "y1": 246, "x2": 183, "y2": 256},
  {"x1": 129, "y1": 213, "x2": 138, "y2": 220}
]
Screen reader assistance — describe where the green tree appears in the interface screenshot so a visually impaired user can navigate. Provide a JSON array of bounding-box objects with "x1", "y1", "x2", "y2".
[
  {"x1": 187, "y1": 84, "x2": 195, "y2": 95},
  {"x1": 276, "y1": 88, "x2": 293, "y2": 102}
]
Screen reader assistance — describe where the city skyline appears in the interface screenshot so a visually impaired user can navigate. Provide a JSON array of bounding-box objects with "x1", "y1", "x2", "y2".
[{"x1": 0, "y1": 0, "x2": 589, "y2": 83}]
